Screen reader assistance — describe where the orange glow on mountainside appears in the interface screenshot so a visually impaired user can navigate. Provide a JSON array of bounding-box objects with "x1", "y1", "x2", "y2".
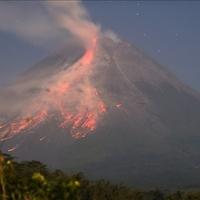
[{"x1": 0, "y1": 37, "x2": 107, "y2": 141}]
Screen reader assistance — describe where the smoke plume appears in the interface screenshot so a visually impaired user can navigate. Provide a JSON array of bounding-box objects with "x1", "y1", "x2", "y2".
[
  {"x1": 44, "y1": 1, "x2": 100, "y2": 50},
  {"x1": 0, "y1": 1, "x2": 100, "y2": 48}
]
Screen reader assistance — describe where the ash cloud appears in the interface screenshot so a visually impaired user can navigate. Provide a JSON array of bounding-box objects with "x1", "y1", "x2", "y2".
[
  {"x1": 44, "y1": 1, "x2": 100, "y2": 50},
  {"x1": 0, "y1": 1, "x2": 100, "y2": 49}
]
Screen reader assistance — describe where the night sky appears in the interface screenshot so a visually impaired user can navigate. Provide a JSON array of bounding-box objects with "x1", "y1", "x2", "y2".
[{"x1": 0, "y1": 1, "x2": 199, "y2": 91}]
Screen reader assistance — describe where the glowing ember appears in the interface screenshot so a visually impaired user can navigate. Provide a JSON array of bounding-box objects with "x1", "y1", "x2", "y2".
[
  {"x1": 98, "y1": 102, "x2": 106, "y2": 113},
  {"x1": 116, "y1": 104, "x2": 122, "y2": 108},
  {"x1": 0, "y1": 37, "x2": 107, "y2": 140},
  {"x1": 39, "y1": 136, "x2": 47, "y2": 141},
  {"x1": 0, "y1": 123, "x2": 4, "y2": 129},
  {"x1": 8, "y1": 145, "x2": 18, "y2": 152}
]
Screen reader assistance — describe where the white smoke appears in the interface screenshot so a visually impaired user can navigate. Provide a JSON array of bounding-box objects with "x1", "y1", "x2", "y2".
[{"x1": 104, "y1": 30, "x2": 121, "y2": 43}]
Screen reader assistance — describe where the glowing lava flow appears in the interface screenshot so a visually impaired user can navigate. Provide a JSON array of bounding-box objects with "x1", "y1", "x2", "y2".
[
  {"x1": 0, "y1": 37, "x2": 107, "y2": 141},
  {"x1": 0, "y1": 110, "x2": 48, "y2": 141}
]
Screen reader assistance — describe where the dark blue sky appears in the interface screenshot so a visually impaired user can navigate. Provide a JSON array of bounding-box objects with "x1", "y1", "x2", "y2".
[{"x1": 0, "y1": 1, "x2": 200, "y2": 91}]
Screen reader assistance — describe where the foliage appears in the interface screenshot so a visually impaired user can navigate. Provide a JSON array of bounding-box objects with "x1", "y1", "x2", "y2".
[{"x1": 1, "y1": 152, "x2": 200, "y2": 200}]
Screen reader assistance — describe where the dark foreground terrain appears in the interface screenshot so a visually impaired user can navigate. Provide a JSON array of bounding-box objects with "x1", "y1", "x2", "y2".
[{"x1": 1, "y1": 152, "x2": 200, "y2": 200}]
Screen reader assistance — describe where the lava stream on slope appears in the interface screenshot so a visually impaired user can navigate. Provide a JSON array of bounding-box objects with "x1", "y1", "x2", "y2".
[{"x1": 0, "y1": 38, "x2": 107, "y2": 141}]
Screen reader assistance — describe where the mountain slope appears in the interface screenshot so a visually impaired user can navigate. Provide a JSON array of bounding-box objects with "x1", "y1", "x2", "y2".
[{"x1": 1, "y1": 36, "x2": 200, "y2": 188}]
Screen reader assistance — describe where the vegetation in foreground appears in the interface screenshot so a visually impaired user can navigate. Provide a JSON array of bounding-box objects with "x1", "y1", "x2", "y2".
[{"x1": 1, "y1": 152, "x2": 200, "y2": 200}]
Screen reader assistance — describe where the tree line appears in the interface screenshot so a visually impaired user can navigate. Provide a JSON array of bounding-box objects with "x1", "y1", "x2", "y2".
[{"x1": 1, "y1": 152, "x2": 200, "y2": 200}]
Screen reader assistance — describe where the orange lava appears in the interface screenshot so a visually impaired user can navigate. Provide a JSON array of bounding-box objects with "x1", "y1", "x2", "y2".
[
  {"x1": 80, "y1": 38, "x2": 97, "y2": 66},
  {"x1": 0, "y1": 37, "x2": 107, "y2": 140},
  {"x1": 0, "y1": 110, "x2": 48, "y2": 140},
  {"x1": 81, "y1": 49, "x2": 93, "y2": 65}
]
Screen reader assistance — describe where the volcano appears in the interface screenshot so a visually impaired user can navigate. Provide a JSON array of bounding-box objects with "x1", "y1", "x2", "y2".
[{"x1": 1, "y1": 35, "x2": 200, "y2": 188}]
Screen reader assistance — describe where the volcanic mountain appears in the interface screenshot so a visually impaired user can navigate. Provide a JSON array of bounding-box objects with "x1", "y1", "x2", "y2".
[{"x1": 1, "y1": 36, "x2": 200, "y2": 188}]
